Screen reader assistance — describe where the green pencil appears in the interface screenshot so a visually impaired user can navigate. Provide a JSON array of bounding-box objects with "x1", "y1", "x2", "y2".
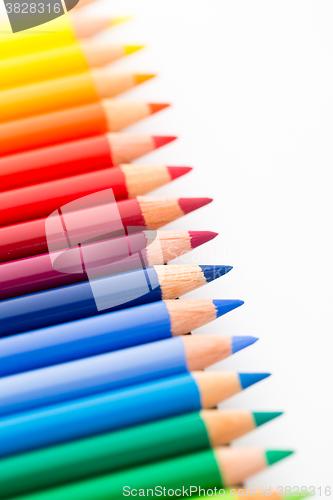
[
  {"x1": 0, "y1": 410, "x2": 282, "y2": 498},
  {"x1": 11, "y1": 447, "x2": 293, "y2": 500}
]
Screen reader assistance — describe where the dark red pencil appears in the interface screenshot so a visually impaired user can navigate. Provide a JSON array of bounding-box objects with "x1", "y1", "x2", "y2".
[{"x1": 0, "y1": 197, "x2": 213, "y2": 263}]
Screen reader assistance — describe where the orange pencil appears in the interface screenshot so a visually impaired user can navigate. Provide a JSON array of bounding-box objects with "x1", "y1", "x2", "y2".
[{"x1": 0, "y1": 135, "x2": 177, "y2": 188}]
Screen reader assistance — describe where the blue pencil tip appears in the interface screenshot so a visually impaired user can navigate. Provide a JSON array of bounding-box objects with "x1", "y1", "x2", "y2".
[
  {"x1": 213, "y1": 299, "x2": 244, "y2": 318},
  {"x1": 200, "y1": 265, "x2": 233, "y2": 283},
  {"x1": 239, "y1": 373, "x2": 271, "y2": 390},
  {"x1": 232, "y1": 336, "x2": 258, "y2": 354}
]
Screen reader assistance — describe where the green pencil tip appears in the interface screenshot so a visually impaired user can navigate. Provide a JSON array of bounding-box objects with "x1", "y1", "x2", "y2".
[
  {"x1": 253, "y1": 412, "x2": 283, "y2": 427},
  {"x1": 266, "y1": 450, "x2": 294, "y2": 466}
]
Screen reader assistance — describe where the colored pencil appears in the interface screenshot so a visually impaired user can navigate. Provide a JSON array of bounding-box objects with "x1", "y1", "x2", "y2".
[
  {"x1": 0, "y1": 43, "x2": 144, "y2": 90},
  {"x1": 0, "y1": 134, "x2": 175, "y2": 186},
  {"x1": 0, "y1": 298, "x2": 243, "y2": 376},
  {"x1": 0, "y1": 335, "x2": 258, "y2": 417},
  {"x1": 0, "y1": 411, "x2": 282, "y2": 498},
  {"x1": 0, "y1": 1, "x2": 116, "y2": 60},
  {"x1": 0, "y1": 69, "x2": 168, "y2": 122},
  {"x1": 0, "y1": 223, "x2": 213, "y2": 268},
  {"x1": 0, "y1": 248, "x2": 226, "y2": 303},
  {"x1": 17, "y1": 448, "x2": 292, "y2": 500},
  {"x1": 0, "y1": 196, "x2": 212, "y2": 261},
  {"x1": 72, "y1": 13, "x2": 132, "y2": 39},
  {"x1": 0, "y1": 102, "x2": 177, "y2": 154},
  {"x1": 1, "y1": 232, "x2": 220, "y2": 295},
  {"x1": 0, "y1": 371, "x2": 270, "y2": 459},
  {"x1": 0, "y1": 245, "x2": 220, "y2": 336},
  {"x1": 0, "y1": 164, "x2": 191, "y2": 226}
]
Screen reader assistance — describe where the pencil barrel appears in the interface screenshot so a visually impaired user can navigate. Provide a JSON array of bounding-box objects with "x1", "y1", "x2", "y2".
[{"x1": 0, "y1": 412, "x2": 209, "y2": 498}]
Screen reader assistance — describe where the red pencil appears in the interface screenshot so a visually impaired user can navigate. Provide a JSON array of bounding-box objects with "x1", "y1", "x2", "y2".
[
  {"x1": 0, "y1": 103, "x2": 175, "y2": 157},
  {"x1": 0, "y1": 197, "x2": 213, "y2": 262},
  {"x1": 0, "y1": 165, "x2": 192, "y2": 227},
  {"x1": 0, "y1": 135, "x2": 177, "y2": 188}
]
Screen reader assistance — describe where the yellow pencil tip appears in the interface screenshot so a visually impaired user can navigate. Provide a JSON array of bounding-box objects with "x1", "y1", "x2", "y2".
[
  {"x1": 110, "y1": 16, "x2": 132, "y2": 27},
  {"x1": 135, "y1": 74, "x2": 157, "y2": 85},
  {"x1": 125, "y1": 45, "x2": 145, "y2": 55}
]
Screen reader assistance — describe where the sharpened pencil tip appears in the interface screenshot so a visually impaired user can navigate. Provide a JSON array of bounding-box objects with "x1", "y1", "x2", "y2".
[
  {"x1": 253, "y1": 412, "x2": 283, "y2": 427},
  {"x1": 178, "y1": 198, "x2": 213, "y2": 215},
  {"x1": 200, "y1": 265, "x2": 233, "y2": 283},
  {"x1": 135, "y1": 74, "x2": 157, "y2": 85},
  {"x1": 153, "y1": 136, "x2": 178, "y2": 149},
  {"x1": 149, "y1": 103, "x2": 170, "y2": 114},
  {"x1": 110, "y1": 16, "x2": 132, "y2": 26},
  {"x1": 232, "y1": 336, "x2": 258, "y2": 354},
  {"x1": 213, "y1": 299, "x2": 244, "y2": 318},
  {"x1": 125, "y1": 45, "x2": 145, "y2": 55},
  {"x1": 239, "y1": 372, "x2": 271, "y2": 390},
  {"x1": 167, "y1": 166, "x2": 193, "y2": 181},
  {"x1": 189, "y1": 231, "x2": 219, "y2": 249},
  {"x1": 266, "y1": 450, "x2": 294, "y2": 466}
]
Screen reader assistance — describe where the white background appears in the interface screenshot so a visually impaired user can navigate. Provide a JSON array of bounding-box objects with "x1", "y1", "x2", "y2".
[{"x1": 1, "y1": 0, "x2": 333, "y2": 489}]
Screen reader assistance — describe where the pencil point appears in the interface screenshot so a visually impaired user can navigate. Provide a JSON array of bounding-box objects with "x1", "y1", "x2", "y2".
[
  {"x1": 125, "y1": 45, "x2": 145, "y2": 56},
  {"x1": 149, "y1": 103, "x2": 170, "y2": 115},
  {"x1": 239, "y1": 372, "x2": 271, "y2": 390},
  {"x1": 178, "y1": 198, "x2": 213, "y2": 215},
  {"x1": 111, "y1": 16, "x2": 132, "y2": 26},
  {"x1": 153, "y1": 136, "x2": 178, "y2": 149},
  {"x1": 213, "y1": 299, "x2": 244, "y2": 318},
  {"x1": 253, "y1": 412, "x2": 283, "y2": 427},
  {"x1": 200, "y1": 265, "x2": 233, "y2": 283},
  {"x1": 232, "y1": 336, "x2": 258, "y2": 354},
  {"x1": 167, "y1": 166, "x2": 193, "y2": 181},
  {"x1": 135, "y1": 74, "x2": 157, "y2": 85},
  {"x1": 266, "y1": 450, "x2": 294, "y2": 466},
  {"x1": 189, "y1": 231, "x2": 219, "y2": 249}
]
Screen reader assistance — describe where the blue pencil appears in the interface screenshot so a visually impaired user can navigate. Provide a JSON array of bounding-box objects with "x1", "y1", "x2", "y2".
[
  {"x1": 0, "y1": 298, "x2": 243, "y2": 377},
  {"x1": 0, "y1": 335, "x2": 257, "y2": 418},
  {"x1": 0, "y1": 371, "x2": 270, "y2": 459},
  {"x1": 0, "y1": 264, "x2": 231, "y2": 338}
]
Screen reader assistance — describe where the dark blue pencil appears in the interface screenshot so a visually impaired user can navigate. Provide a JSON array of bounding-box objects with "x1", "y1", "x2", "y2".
[{"x1": 0, "y1": 264, "x2": 231, "y2": 338}]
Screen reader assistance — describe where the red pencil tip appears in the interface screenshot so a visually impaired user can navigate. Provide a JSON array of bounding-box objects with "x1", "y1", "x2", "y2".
[
  {"x1": 178, "y1": 198, "x2": 213, "y2": 215},
  {"x1": 153, "y1": 136, "x2": 178, "y2": 149},
  {"x1": 167, "y1": 166, "x2": 193, "y2": 180},
  {"x1": 189, "y1": 231, "x2": 219, "y2": 249},
  {"x1": 149, "y1": 103, "x2": 170, "y2": 114}
]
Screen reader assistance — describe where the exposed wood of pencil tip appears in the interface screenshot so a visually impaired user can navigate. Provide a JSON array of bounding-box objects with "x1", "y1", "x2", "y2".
[
  {"x1": 72, "y1": 13, "x2": 112, "y2": 38},
  {"x1": 121, "y1": 165, "x2": 172, "y2": 199},
  {"x1": 166, "y1": 299, "x2": 217, "y2": 335},
  {"x1": 89, "y1": 70, "x2": 142, "y2": 98},
  {"x1": 154, "y1": 264, "x2": 207, "y2": 299},
  {"x1": 101, "y1": 101, "x2": 152, "y2": 132},
  {"x1": 201, "y1": 409, "x2": 256, "y2": 446},
  {"x1": 145, "y1": 230, "x2": 193, "y2": 265},
  {"x1": 107, "y1": 134, "x2": 156, "y2": 164},
  {"x1": 82, "y1": 41, "x2": 126, "y2": 68},
  {"x1": 214, "y1": 447, "x2": 266, "y2": 486},
  {"x1": 183, "y1": 335, "x2": 232, "y2": 371},
  {"x1": 138, "y1": 197, "x2": 185, "y2": 229},
  {"x1": 191, "y1": 371, "x2": 241, "y2": 408}
]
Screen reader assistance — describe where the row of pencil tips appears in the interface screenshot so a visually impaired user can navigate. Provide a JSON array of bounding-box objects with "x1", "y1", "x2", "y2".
[{"x1": 0, "y1": 0, "x2": 296, "y2": 496}]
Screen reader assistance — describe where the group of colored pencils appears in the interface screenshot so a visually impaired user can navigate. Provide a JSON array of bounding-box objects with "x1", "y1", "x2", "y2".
[{"x1": 0, "y1": 1, "x2": 294, "y2": 497}]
